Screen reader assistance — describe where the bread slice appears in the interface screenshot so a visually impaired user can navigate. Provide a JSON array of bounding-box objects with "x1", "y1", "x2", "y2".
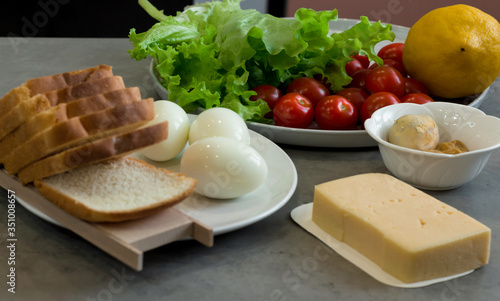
[
  {"x1": 0, "y1": 87, "x2": 142, "y2": 162},
  {"x1": 2, "y1": 98, "x2": 154, "y2": 174},
  {"x1": 0, "y1": 94, "x2": 51, "y2": 141},
  {"x1": 0, "y1": 65, "x2": 113, "y2": 118},
  {"x1": 64, "y1": 87, "x2": 141, "y2": 117},
  {"x1": 0, "y1": 76, "x2": 125, "y2": 144},
  {"x1": 18, "y1": 122, "x2": 169, "y2": 184},
  {"x1": 44, "y1": 76, "x2": 126, "y2": 106},
  {"x1": 34, "y1": 156, "x2": 196, "y2": 222},
  {"x1": 26, "y1": 64, "x2": 113, "y2": 96},
  {"x1": 0, "y1": 85, "x2": 32, "y2": 119}
]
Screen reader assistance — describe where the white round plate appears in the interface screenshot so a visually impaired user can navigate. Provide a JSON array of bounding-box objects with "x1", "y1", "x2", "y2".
[
  {"x1": 17, "y1": 123, "x2": 298, "y2": 236},
  {"x1": 150, "y1": 18, "x2": 487, "y2": 148}
]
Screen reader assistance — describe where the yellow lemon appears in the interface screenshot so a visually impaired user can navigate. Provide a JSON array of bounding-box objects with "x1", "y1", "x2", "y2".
[{"x1": 402, "y1": 5, "x2": 500, "y2": 98}]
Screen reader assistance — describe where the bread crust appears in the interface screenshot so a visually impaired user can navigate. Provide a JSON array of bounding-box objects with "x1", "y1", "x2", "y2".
[
  {"x1": 19, "y1": 122, "x2": 169, "y2": 184},
  {"x1": 0, "y1": 104, "x2": 69, "y2": 164},
  {"x1": 66, "y1": 87, "x2": 141, "y2": 117},
  {"x1": 34, "y1": 157, "x2": 197, "y2": 222},
  {"x1": 26, "y1": 64, "x2": 113, "y2": 96},
  {"x1": 44, "y1": 76, "x2": 125, "y2": 106},
  {"x1": 0, "y1": 65, "x2": 114, "y2": 119},
  {"x1": 0, "y1": 87, "x2": 142, "y2": 163},
  {"x1": 0, "y1": 68, "x2": 122, "y2": 147},
  {"x1": 2, "y1": 98, "x2": 154, "y2": 174},
  {"x1": 0, "y1": 84, "x2": 31, "y2": 119},
  {"x1": 0, "y1": 94, "x2": 51, "y2": 141}
]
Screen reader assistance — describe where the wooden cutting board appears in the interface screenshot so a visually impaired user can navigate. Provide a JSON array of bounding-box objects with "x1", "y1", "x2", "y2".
[{"x1": 0, "y1": 169, "x2": 213, "y2": 271}]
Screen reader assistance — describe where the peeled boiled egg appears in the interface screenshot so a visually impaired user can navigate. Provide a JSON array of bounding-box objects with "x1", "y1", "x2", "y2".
[
  {"x1": 188, "y1": 107, "x2": 250, "y2": 145},
  {"x1": 180, "y1": 136, "x2": 268, "y2": 199},
  {"x1": 140, "y1": 100, "x2": 190, "y2": 161}
]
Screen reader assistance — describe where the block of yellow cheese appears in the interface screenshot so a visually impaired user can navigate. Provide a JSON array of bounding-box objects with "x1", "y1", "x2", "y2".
[{"x1": 312, "y1": 173, "x2": 490, "y2": 283}]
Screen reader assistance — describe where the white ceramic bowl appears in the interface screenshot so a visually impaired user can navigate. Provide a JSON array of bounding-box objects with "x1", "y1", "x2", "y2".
[{"x1": 365, "y1": 102, "x2": 500, "y2": 190}]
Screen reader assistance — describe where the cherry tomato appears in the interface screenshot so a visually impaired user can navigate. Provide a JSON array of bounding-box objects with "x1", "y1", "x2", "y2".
[
  {"x1": 286, "y1": 77, "x2": 330, "y2": 107},
  {"x1": 249, "y1": 84, "x2": 283, "y2": 118},
  {"x1": 273, "y1": 93, "x2": 314, "y2": 128},
  {"x1": 352, "y1": 54, "x2": 370, "y2": 69},
  {"x1": 369, "y1": 58, "x2": 407, "y2": 77},
  {"x1": 401, "y1": 93, "x2": 434, "y2": 104},
  {"x1": 365, "y1": 65, "x2": 406, "y2": 98},
  {"x1": 377, "y1": 42, "x2": 404, "y2": 66},
  {"x1": 348, "y1": 69, "x2": 370, "y2": 91},
  {"x1": 345, "y1": 59, "x2": 364, "y2": 77},
  {"x1": 360, "y1": 92, "x2": 401, "y2": 123},
  {"x1": 315, "y1": 96, "x2": 358, "y2": 130},
  {"x1": 404, "y1": 77, "x2": 430, "y2": 95},
  {"x1": 336, "y1": 87, "x2": 369, "y2": 114}
]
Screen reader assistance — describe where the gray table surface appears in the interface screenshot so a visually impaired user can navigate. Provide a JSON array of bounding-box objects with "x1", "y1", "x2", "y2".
[{"x1": 0, "y1": 38, "x2": 499, "y2": 301}]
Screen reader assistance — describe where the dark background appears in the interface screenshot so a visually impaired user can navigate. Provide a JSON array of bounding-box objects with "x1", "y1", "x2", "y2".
[{"x1": 0, "y1": 0, "x2": 286, "y2": 38}]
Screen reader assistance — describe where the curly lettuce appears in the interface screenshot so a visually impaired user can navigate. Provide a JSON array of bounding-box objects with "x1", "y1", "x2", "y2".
[{"x1": 128, "y1": 0, "x2": 395, "y2": 122}]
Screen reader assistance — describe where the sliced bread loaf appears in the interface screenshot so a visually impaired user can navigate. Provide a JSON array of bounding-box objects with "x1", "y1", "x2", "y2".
[
  {"x1": 34, "y1": 156, "x2": 196, "y2": 222},
  {"x1": 0, "y1": 87, "x2": 142, "y2": 161},
  {"x1": 18, "y1": 121, "x2": 169, "y2": 184},
  {"x1": 2, "y1": 98, "x2": 154, "y2": 174},
  {"x1": 0, "y1": 65, "x2": 113, "y2": 118},
  {"x1": 0, "y1": 75, "x2": 126, "y2": 144}
]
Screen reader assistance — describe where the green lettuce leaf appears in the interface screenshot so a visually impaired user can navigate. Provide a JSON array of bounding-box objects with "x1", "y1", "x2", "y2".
[{"x1": 128, "y1": 0, "x2": 395, "y2": 123}]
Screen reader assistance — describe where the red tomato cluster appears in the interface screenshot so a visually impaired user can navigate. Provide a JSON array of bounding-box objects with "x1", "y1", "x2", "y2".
[
  {"x1": 344, "y1": 42, "x2": 433, "y2": 124},
  {"x1": 249, "y1": 42, "x2": 434, "y2": 130}
]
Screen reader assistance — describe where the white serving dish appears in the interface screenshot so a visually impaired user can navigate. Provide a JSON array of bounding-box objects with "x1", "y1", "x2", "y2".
[
  {"x1": 364, "y1": 102, "x2": 500, "y2": 190},
  {"x1": 149, "y1": 18, "x2": 489, "y2": 148},
  {"x1": 14, "y1": 117, "x2": 298, "y2": 236}
]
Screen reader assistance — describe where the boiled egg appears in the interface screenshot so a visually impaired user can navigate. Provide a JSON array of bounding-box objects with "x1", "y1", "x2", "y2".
[
  {"x1": 188, "y1": 107, "x2": 250, "y2": 145},
  {"x1": 140, "y1": 100, "x2": 190, "y2": 161},
  {"x1": 180, "y1": 136, "x2": 268, "y2": 199}
]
